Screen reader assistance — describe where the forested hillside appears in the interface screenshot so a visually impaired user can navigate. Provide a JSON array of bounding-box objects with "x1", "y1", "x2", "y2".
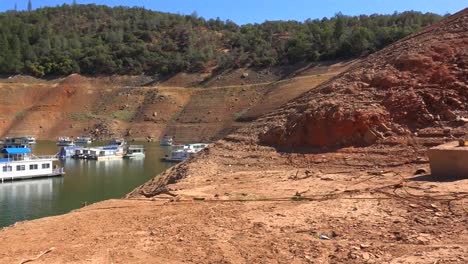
[{"x1": 0, "y1": 4, "x2": 444, "y2": 76}]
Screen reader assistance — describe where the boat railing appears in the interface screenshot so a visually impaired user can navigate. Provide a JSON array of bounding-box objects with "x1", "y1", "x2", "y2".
[
  {"x1": 128, "y1": 145, "x2": 144, "y2": 149},
  {"x1": 29, "y1": 154, "x2": 59, "y2": 160}
]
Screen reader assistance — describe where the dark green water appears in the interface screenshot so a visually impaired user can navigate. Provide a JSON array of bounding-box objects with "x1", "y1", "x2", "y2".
[{"x1": 0, "y1": 141, "x2": 172, "y2": 228}]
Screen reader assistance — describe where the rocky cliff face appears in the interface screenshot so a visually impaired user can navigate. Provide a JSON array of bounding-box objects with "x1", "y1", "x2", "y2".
[{"x1": 259, "y1": 9, "x2": 467, "y2": 149}]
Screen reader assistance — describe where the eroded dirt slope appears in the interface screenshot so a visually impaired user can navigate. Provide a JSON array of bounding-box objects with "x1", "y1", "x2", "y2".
[
  {"x1": 259, "y1": 9, "x2": 467, "y2": 149},
  {"x1": 0, "y1": 61, "x2": 349, "y2": 142}
]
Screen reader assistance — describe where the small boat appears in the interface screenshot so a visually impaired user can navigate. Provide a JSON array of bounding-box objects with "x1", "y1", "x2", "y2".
[
  {"x1": 0, "y1": 147, "x2": 64, "y2": 182},
  {"x1": 25, "y1": 136, "x2": 36, "y2": 145},
  {"x1": 163, "y1": 143, "x2": 208, "y2": 162},
  {"x1": 75, "y1": 136, "x2": 92, "y2": 144},
  {"x1": 124, "y1": 145, "x2": 145, "y2": 159},
  {"x1": 160, "y1": 135, "x2": 173, "y2": 146},
  {"x1": 56, "y1": 137, "x2": 75, "y2": 146}
]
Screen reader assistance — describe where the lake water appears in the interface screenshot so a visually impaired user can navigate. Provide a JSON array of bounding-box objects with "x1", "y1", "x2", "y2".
[{"x1": 0, "y1": 141, "x2": 173, "y2": 228}]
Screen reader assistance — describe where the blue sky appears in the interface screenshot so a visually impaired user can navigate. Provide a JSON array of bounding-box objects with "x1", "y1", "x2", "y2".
[{"x1": 2, "y1": 0, "x2": 467, "y2": 24}]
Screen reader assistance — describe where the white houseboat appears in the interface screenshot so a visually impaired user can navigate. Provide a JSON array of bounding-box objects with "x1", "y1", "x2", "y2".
[
  {"x1": 124, "y1": 145, "x2": 145, "y2": 159},
  {"x1": 56, "y1": 137, "x2": 75, "y2": 146},
  {"x1": 75, "y1": 136, "x2": 92, "y2": 144},
  {"x1": 0, "y1": 148, "x2": 64, "y2": 182},
  {"x1": 85, "y1": 145, "x2": 125, "y2": 160},
  {"x1": 163, "y1": 143, "x2": 209, "y2": 162},
  {"x1": 3, "y1": 136, "x2": 33, "y2": 148}
]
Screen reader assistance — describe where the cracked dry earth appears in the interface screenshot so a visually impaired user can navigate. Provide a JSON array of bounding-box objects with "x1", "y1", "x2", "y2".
[{"x1": 0, "y1": 138, "x2": 466, "y2": 263}]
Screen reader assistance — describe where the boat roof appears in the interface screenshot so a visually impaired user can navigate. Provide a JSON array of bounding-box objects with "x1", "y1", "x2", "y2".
[
  {"x1": 1, "y1": 148, "x2": 31, "y2": 154},
  {"x1": 103, "y1": 146, "x2": 119, "y2": 150},
  {"x1": 62, "y1": 146, "x2": 85, "y2": 150}
]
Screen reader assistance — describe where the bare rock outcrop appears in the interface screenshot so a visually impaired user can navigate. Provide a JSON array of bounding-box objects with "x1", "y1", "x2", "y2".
[{"x1": 259, "y1": 9, "x2": 468, "y2": 149}]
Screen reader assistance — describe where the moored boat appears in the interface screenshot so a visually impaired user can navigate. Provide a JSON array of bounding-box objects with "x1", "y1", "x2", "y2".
[
  {"x1": 0, "y1": 147, "x2": 64, "y2": 182},
  {"x1": 74, "y1": 145, "x2": 125, "y2": 160},
  {"x1": 59, "y1": 146, "x2": 85, "y2": 159},
  {"x1": 124, "y1": 145, "x2": 145, "y2": 159},
  {"x1": 26, "y1": 136, "x2": 36, "y2": 145},
  {"x1": 163, "y1": 143, "x2": 208, "y2": 162},
  {"x1": 56, "y1": 137, "x2": 75, "y2": 146},
  {"x1": 75, "y1": 136, "x2": 92, "y2": 144},
  {"x1": 3, "y1": 136, "x2": 33, "y2": 148}
]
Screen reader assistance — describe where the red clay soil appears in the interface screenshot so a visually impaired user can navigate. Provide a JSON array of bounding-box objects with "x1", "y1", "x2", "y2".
[
  {"x1": 0, "y1": 10, "x2": 467, "y2": 264},
  {"x1": 259, "y1": 9, "x2": 467, "y2": 149},
  {"x1": 0, "y1": 62, "x2": 349, "y2": 143},
  {"x1": 1, "y1": 137, "x2": 466, "y2": 263}
]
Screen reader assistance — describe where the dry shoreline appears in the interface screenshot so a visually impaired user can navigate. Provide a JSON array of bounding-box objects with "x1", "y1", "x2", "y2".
[{"x1": 1, "y1": 138, "x2": 467, "y2": 263}]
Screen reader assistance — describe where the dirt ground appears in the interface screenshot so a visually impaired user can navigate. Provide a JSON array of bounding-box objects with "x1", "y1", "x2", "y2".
[{"x1": 0, "y1": 138, "x2": 466, "y2": 263}]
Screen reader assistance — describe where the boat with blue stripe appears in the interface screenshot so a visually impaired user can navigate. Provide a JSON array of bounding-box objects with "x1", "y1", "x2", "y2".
[{"x1": 0, "y1": 147, "x2": 64, "y2": 182}]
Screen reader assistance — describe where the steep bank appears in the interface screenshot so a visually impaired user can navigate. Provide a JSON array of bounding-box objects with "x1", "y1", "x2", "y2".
[
  {"x1": 258, "y1": 8, "x2": 467, "y2": 149},
  {"x1": 0, "y1": 61, "x2": 352, "y2": 142}
]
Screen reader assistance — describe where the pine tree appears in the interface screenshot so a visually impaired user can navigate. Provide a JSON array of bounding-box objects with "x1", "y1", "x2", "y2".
[{"x1": 27, "y1": 0, "x2": 32, "y2": 12}]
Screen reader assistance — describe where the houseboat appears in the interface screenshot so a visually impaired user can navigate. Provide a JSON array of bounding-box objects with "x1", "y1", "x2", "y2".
[
  {"x1": 88, "y1": 145, "x2": 125, "y2": 160},
  {"x1": 0, "y1": 147, "x2": 64, "y2": 182},
  {"x1": 58, "y1": 146, "x2": 85, "y2": 159},
  {"x1": 163, "y1": 143, "x2": 209, "y2": 162},
  {"x1": 56, "y1": 137, "x2": 75, "y2": 146},
  {"x1": 124, "y1": 145, "x2": 145, "y2": 159},
  {"x1": 3, "y1": 137, "x2": 33, "y2": 148},
  {"x1": 75, "y1": 136, "x2": 92, "y2": 144},
  {"x1": 160, "y1": 135, "x2": 174, "y2": 146}
]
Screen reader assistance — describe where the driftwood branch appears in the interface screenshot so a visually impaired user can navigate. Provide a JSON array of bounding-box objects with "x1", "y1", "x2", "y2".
[{"x1": 19, "y1": 247, "x2": 55, "y2": 264}]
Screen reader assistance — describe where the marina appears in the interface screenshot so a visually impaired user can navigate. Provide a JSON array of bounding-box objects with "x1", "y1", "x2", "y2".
[{"x1": 0, "y1": 141, "x2": 173, "y2": 228}]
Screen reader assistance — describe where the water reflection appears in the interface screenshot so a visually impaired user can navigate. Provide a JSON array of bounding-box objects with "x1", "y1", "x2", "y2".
[
  {"x1": 0, "y1": 178, "x2": 59, "y2": 200},
  {"x1": 0, "y1": 178, "x2": 62, "y2": 224}
]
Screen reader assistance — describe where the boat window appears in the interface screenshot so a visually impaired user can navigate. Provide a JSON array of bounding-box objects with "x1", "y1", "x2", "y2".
[
  {"x1": 2, "y1": 166, "x2": 12, "y2": 172},
  {"x1": 42, "y1": 163, "x2": 50, "y2": 169},
  {"x1": 29, "y1": 164, "x2": 38, "y2": 170},
  {"x1": 16, "y1": 165, "x2": 26, "y2": 171}
]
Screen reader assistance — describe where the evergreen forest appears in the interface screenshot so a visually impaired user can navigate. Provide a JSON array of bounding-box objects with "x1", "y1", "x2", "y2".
[{"x1": 0, "y1": 3, "x2": 445, "y2": 76}]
